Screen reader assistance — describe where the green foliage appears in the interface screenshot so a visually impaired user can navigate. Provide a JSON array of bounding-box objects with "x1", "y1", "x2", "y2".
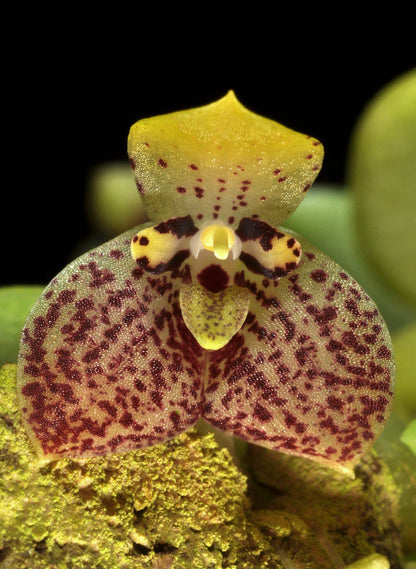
[
  {"x1": 85, "y1": 161, "x2": 148, "y2": 237},
  {"x1": 391, "y1": 323, "x2": 416, "y2": 422},
  {"x1": 401, "y1": 420, "x2": 416, "y2": 456},
  {"x1": 348, "y1": 68, "x2": 416, "y2": 306},
  {"x1": 0, "y1": 285, "x2": 44, "y2": 365}
]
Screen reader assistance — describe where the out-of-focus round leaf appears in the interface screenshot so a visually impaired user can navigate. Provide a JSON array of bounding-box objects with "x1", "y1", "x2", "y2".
[
  {"x1": 85, "y1": 161, "x2": 149, "y2": 237},
  {"x1": 285, "y1": 185, "x2": 416, "y2": 331},
  {"x1": 401, "y1": 419, "x2": 416, "y2": 456},
  {"x1": 347, "y1": 68, "x2": 416, "y2": 306},
  {"x1": 391, "y1": 323, "x2": 416, "y2": 422},
  {"x1": 0, "y1": 285, "x2": 44, "y2": 364}
]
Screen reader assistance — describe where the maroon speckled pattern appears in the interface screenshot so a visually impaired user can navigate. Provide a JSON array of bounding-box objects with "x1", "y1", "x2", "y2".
[
  {"x1": 17, "y1": 227, "x2": 394, "y2": 473},
  {"x1": 202, "y1": 235, "x2": 394, "y2": 473},
  {"x1": 17, "y1": 229, "x2": 203, "y2": 459}
]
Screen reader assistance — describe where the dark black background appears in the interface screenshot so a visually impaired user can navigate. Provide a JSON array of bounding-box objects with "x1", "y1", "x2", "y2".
[{"x1": 3, "y1": 44, "x2": 415, "y2": 286}]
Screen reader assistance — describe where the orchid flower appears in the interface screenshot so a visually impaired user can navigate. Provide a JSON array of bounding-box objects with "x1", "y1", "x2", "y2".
[{"x1": 17, "y1": 92, "x2": 394, "y2": 476}]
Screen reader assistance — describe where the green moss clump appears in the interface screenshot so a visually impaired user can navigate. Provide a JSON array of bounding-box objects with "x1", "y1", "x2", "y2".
[
  {"x1": 1, "y1": 364, "x2": 258, "y2": 568},
  {"x1": 0, "y1": 363, "x2": 402, "y2": 568},
  {"x1": 246, "y1": 443, "x2": 403, "y2": 568}
]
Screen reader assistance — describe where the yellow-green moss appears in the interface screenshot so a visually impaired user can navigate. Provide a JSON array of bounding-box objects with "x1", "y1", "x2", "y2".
[
  {"x1": 0, "y1": 363, "x2": 402, "y2": 568},
  {"x1": 0, "y1": 363, "x2": 280, "y2": 568},
  {"x1": 246, "y1": 443, "x2": 402, "y2": 568}
]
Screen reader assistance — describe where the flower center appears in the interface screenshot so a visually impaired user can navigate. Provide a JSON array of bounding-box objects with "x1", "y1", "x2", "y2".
[{"x1": 190, "y1": 224, "x2": 242, "y2": 260}]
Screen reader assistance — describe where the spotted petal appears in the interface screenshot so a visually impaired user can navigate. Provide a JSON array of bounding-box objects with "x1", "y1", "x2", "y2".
[
  {"x1": 236, "y1": 217, "x2": 302, "y2": 279},
  {"x1": 201, "y1": 232, "x2": 395, "y2": 477},
  {"x1": 17, "y1": 227, "x2": 203, "y2": 459},
  {"x1": 131, "y1": 215, "x2": 198, "y2": 273},
  {"x1": 128, "y1": 91, "x2": 323, "y2": 228}
]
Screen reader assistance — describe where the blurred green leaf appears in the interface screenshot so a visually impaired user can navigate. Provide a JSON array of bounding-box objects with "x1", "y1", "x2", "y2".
[
  {"x1": 347, "y1": 68, "x2": 416, "y2": 306},
  {"x1": 85, "y1": 161, "x2": 148, "y2": 237},
  {"x1": 401, "y1": 419, "x2": 416, "y2": 456},
  {"x1": 0, "y1": 285, "x2": 44, "y2": 364},
  {"x1": 391, "y1": 323, "x2": 416, "y2": 422}
]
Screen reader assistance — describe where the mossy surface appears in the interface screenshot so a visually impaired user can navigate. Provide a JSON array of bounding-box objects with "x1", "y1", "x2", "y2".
[
  {"x1": 247, "y1": 443, "x2": 402, "y2": 568},
  {"x1": 0, "y1": 363, "x2": 402, "y2": 568}
]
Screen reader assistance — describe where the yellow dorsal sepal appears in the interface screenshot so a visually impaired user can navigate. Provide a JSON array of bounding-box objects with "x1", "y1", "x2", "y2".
[{"x1": 128, "y1": 91, "x2": 323, "y2": 227}]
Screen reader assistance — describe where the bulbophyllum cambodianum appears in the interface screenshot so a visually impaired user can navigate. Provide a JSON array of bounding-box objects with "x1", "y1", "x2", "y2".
[{"x1": 17, "y1": 92, "x2": 395, "y2": 478}]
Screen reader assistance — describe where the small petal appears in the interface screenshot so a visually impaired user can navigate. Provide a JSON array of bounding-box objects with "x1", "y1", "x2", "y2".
[
  {"x1": 202, "y1": 233, "x2": 394, "y2": 476},
  {"x1": 236, "y1": 217, "x2": 301, "y2": 279},
  {"x1": 179, "y1": 283, "x2": 250, "y2": 350},
  {"x1": 128, "y1": 91, "x2": 323, "y2": 228},
  {"x1": 17, "y1": 228, "x2": 203, "y2": 459},
  {"x1": 131, "y1": 215, "x2": 198, "y2": 273}
]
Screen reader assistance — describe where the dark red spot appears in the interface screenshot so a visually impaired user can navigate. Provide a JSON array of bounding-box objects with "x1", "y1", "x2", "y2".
[
  {"x1": 134, "y1": 379, "x2": 146, "y2": 392},
  {"x1": 295, "y1": 347, "x2": 309, "y2": 366},
  {"x1": 310, "y1": 269, "x2": 327, "y2": 283},
  {"x1": 57, "y1": 289, "x2": 76, "y2": 304},
  {"x1": 239, "y1": 252, "x2": 289, "y2": 280},
  {"x1": 236, "y1": 217, "x2": 281, "y2": 251},
  {"x1": 82, "y1": 347, "x2": 101, "y2": 363},
  {"x1": 139, "y1": 236, "x2": 149, "y2": 245},
  {"x1": 153, "y1": 215, "x2": 198, "y2": 238},
  {"x1": 110, "y1": 249, "x2": 124, "y2": 259},
  {"x1": 326, "y1": 395, "x2": 344, "y2": 411},
  {"x1": 85, "y1": 261, "x2": 115, "y2": 289},
  {"x1": 377, "y1": 345, "x2": 391, "y2": 358},
  {"x1": 176, "y1": 186, "x2": 186, "y2": 193},
  {"x1": 189, "y1": 163, "x2": 198, "y2": 170},
  {"x1": 253, "y1": 403, "x2": 272, "y2": 422},
  {"x1": 345, "y1": 298, "x2": 360, "y2": 317},
  {"x1": 170, "y1": 411, "x2": 181, "y2": 428},
  {"x1": 197, "y1": 264, "x2": 229, "y2": 293},
  {"x1": 158, "y1": 158, "x2": 167, "y2": 167},
  {"x1": 119, "y1": 412, "x2": 134, "y2": 427},
  {"x1": 364, "y1": 333, "x2": 377, "y2": 344},
  {"x1": 98, "y1": 400, "x2": 117, "y2": 417},
  {"x1": 306, "y1": 304, "x2": 337, "y2": 325},
  {"x1": 277, "y1": 312, "x2": 295, "y2": 341},
  {"x1": 135, "y1": 180, "x2": 145, "y2": 195},
  {"x1": 194, "y1": 187, "x2": 204, "y2": 198}
]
